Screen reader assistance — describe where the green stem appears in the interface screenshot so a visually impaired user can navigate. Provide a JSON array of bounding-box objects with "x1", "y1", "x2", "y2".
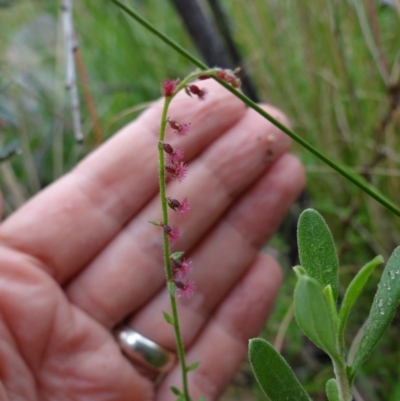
[
  {"x1": 158, "y1": 73, "x2": 206, "y2": 401},
  {"x1": 332, "y1": 359, "x2": 352, "y2": 401},
  {"x1": 158, "y1": 97, "x2": 191, "y2": 401},
  {"x1": 111, "y1": 0, "x2": 400, "y2": 218}
]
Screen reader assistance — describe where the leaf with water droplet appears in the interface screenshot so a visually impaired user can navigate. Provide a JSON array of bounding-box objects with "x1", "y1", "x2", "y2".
[
  {"x1": 350, "y1": 247, "x2": 400, "y2": 379},
  {"x1": 249, "y1": 338, "x2": 312, "y2": 401},
  {"x1": 338, "y1": 255, "x2": 383, "y2": 340},
  {"x1": 297, "y1": 209, "x2": 339, "y2": 301}
]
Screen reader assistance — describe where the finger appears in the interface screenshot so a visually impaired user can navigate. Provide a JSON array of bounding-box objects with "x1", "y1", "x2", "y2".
[
  {"x1": 66, "y1": 108, "x2": 294, "y2": 328},
  {"x1": 156, "y1": 252, "x2": 282, "y2": 401},
  {"x1": 0, "y1": 80, "x2": 245, "y2": 284},
  {"x1": 128, "y1": 153, "x2": 304, "y2": 349}
]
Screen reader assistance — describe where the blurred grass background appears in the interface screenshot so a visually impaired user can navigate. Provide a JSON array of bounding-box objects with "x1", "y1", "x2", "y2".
[{"x1": 1, "y1": 0, "x2": 400, "y2": 400}]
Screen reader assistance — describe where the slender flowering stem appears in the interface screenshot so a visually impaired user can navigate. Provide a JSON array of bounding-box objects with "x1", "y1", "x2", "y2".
[
  {"x1": 158, "y1": 98, "x2": 191, "y2": 398},
  {"x1": 157, "y1": 73, "x2": 207, "y2": 401}
]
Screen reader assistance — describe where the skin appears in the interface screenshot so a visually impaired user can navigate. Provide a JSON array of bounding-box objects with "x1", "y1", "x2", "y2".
[{"x1": 0, "y1": 80, "x2": 305, "y2": 401}]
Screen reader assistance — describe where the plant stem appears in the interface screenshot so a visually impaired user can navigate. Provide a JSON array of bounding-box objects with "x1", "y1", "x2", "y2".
[
  {"x1": 332, "y1": 358, "x2": 352, "y2": 401},
  {"x1": 158, "y1": 97, "x2": 191, "y2": 401}
]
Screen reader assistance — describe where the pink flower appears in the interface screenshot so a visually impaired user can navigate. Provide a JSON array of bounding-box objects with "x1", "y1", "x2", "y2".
[
  {"x1": 172, "y1": 258, "x2": 192, "y2": 279},
  {"x1": 187, "y1": 84, "x2": 207, "y2": 100},
  {"x1": 162, "y1": 79, "x2": 180, "y2": 97},
  {"x1": 161, "y1": 142, "x2": 184, "y2": 164},
  {"x1": 166, "y1": 162, "x2": 187, "y2": 182},
  {"x1": 174, "y1": 279, "x2": 196, "y2": 298},
  {"x1": 167, "y1": 197, "x2": 190, "y2": 215},
  {"x1": 163, "y1": 224, "x2": 181, "y2": 242},
  {"x1": 167, "y1": 148, "x2": 184, "y2": 164},
  {"x1": 167, "y1": 119, "x2": 191, "y2": 136}
]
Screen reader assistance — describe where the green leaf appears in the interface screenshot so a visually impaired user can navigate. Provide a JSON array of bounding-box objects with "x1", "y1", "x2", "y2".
[
  {"x1": 323, "y1": 285, "x2": 338, "y2": 326},
  {"x1": 297, "y1": 209, "x2": 339, "y2": 301},
  {"x1": 350, "y1": 247, "x2": 400, "y2": 378},
  {"x1": 249, "y1": 339, "x2": 312, "y2": 401},
  {"x1": 170, "y1": 386, "x2": 181, "y2": 396},
  {"x1": 293, "y1": 265, "x2": 308, "y2": 278},
  {"x1": 294, "y1": 276, "x2": 339, "y2": 360},
  {"x1": 167, "y1": 281, "x2": 176, "y2": 297},
  {"x1": 326, "y1": 379, "x2": 340, "y2": 401},
  {"x1": 170, "y1": 251, "x2": 185, "y2": 260},
  {"x1": 338, "y1": 255, "x2": 384, "y2": 339},
  {"x1": 162, "y1": 311, "x2": 174, "y2": 325},
  {"x1": 148, "y1": 220, "x2": 162, "y2": 226},
  {"x1": 186, "y1": 361, "x2": 200, "y2": 372}
]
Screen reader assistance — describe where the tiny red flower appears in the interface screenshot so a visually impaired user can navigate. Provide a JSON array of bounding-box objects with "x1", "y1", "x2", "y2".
[
  {"x1": 161, "y1": 142, "x2": 184, "y2": 163},
  {"x1": 166, "y1": 162, "x2": 187, "y2": 182},
  {"x1": 216, "y1": 69, "x2": 241, "y2": 88},
  {"x1": 161, "y1": 142, "x2": 174, "y2": 154},
  {"x1": 187, "y1": 84, "x2": 207, "y2": 100},
  {"x1": 174, "y1": 279, "x2": 196, "y2": 298},
  {"x1": 167, "y1": 197, "x2": 190, "y2": 215},
  {"x1": 167, "y1": 148, "x2": 184, "y2": 164},
  {"x1": 162, "y1": 79, "x2": 180, "y2": 97},
  {"x1": 172, "y1": 257, "x2": 192, "y2": 279},
  {"x1": 167, "y1": 119, "x2": 190, "y2": 136},
  {"x1": 163, "y1": 224, "x2": 181, "y2": 242}
]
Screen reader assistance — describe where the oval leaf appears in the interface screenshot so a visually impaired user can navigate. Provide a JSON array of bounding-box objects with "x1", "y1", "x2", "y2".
[
  {"x1": 294, "y1": 276, "x2": 339, "y2": 360},
  {"x1": 186, "y1": 361, "x2": 200, "y2": 372},
  {"x1": 338, "y1": 255, "x2": 384, "y2": 339},
  {"x1": 326, "y1": 378, "x2": 340, "y2": 401},
  {"x1": 249, "y1": 339, "x2": 312, "y2": 401},
  {"x1": 351, "y1": 247, "x2": 400, "y2": 377},
  {"x1": 297, "y1": 209, "x2": 339, "y2": 300},
  {"x1": 163, "y1": 311, "x2": 174, "y2": 325}
]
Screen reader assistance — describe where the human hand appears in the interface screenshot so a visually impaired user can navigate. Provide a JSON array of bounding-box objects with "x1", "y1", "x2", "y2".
[{"x1": 0, "y1": 80, "x2": 304, "y2": 401}]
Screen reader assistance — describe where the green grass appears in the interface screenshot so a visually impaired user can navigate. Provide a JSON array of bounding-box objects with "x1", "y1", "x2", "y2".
[{"x1": 1, "y1": 0, "x2": 400, "y2": 399}]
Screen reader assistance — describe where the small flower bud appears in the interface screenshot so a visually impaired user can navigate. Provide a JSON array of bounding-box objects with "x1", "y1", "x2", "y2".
[
  {"x1": 216, "y1": 69, "x2": 241, "y2": 88},
  {"x1": 166, "y1": 162, "x2": 188, "y2": 182},
  {"x1": 174, "y1": 279, "x2": 196, "y2": 298},
  {"x1": 161, "y1": 142, "x2": 174, "y2": 154},
  {"x1": 167, "y1": 197, "x2": 190, "y2": 215},
  {"x1": 163, "y1": 224, "x2": 181, "y2": 242},
  {"x1": 167, "y1": 119, "x2": 190, "y2": 136},
  {"x1": 162, "y1": 79, "x2": 180, "y2": 97},
  {"x1": 187, "y1": 84, "x2": 207, "y2": 100},
  {"x1": 171, "y1": 257, "x2": 192, "y2": 279}
]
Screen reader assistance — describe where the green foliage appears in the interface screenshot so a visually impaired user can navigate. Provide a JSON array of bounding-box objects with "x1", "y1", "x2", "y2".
[
  {"x1": 248, "y1": 339, "x2": 312, "y2": 401},
  {"x1": 186, "y1": 361, "x2": 200, "y2": 372},
  {"x1": 297, "y1": 209, "x2": 339, "y2": 300},
  {"x1": 162, "y1": 311, "x2": 174, "y2": 325},
  {"x1": 338, "y1": 255, "x2": 384, "y2": 340},
  {"x1": 350, "y1": 247, "x2": 400, "y2": 378},
  {"x1": 170, "y1": 386, "x2": 182, "y2": 396},
  {"x1": 294, "y1": 276, "x2": 339, "y2": 360},
  {"x1": 326, "y1": 379, "x2": 340, "y2": 401}
]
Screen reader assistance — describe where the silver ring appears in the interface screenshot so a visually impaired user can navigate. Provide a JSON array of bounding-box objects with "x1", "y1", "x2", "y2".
[{"x1": 114, "y1": 325, "x2": 176, "y2": 373}]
